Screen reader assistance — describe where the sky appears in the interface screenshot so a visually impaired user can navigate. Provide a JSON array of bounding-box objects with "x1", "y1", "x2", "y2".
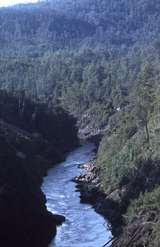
[{"x1": 0, "y1": 0, "x2": 39, "y2": 7}]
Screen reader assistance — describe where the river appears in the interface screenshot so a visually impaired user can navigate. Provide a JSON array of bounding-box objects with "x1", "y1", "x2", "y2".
[{"x1": 42, "y1": 143, "x2": 112, "y2": 247}]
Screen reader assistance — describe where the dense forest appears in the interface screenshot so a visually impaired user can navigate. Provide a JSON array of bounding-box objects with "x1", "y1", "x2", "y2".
[
  {"x1": 1, "y1": 0, "x2": 160, "y2": 55},
  {"x1": 1, "y1": 0, "x2": 160, "y2": 246}
]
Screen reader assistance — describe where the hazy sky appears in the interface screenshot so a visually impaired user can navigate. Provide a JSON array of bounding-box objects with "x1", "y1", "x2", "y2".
[{"x1": 0, "y1": 0, "x2": 39, "y2": 7}]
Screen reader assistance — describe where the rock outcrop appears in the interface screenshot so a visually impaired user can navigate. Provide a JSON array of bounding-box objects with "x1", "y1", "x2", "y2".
[{"x1": 74, "y1": 163, "x2": 123, "y2": 234}]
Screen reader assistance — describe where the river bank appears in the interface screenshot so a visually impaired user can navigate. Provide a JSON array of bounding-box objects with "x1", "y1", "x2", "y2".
[{"x1": 74, "y1": 163, "x2": 123, "y2": 235}]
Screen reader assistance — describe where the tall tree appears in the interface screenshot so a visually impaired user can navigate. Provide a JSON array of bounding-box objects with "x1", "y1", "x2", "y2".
[{"x1": 134, "y1": 65, "x2": 155, "y2": 143}]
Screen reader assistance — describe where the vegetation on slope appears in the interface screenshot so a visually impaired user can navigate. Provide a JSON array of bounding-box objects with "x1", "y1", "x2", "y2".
[{"x1": 97, "y1": 64, "x2": 160, "y2": 245}]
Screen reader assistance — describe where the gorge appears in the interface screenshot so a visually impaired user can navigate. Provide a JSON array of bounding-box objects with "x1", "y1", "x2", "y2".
[{"x1": 1, "y1": 0, "x2": 160, "y2": 246}]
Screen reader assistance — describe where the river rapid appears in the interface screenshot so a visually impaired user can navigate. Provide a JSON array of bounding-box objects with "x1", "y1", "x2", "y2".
[{"x1": 42, "y1": 143, "x2": 112, "y2": 247}]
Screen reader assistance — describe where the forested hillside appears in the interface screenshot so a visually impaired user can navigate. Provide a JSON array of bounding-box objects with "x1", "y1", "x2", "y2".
[
  {"x1": 1, "y1": 0, "x2": 160, "y2": 55},
  {"x1": 1, "y1": 0, "x2": 160, "y2": 246},
  {"x1": 0, "y1": 4, "x2": 95, "y2": 56}
]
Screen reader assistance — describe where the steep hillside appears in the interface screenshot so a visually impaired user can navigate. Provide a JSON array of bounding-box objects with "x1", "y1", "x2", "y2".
[
  {"x1": 49, "y1": 0, "x2": 160, "y2": 47},
  {"x1": 75, "y1": 63, "x2": 160, "y2": 246},
  {"x1": 0, "y1": 91, "x2": 78, "y2": 247}
]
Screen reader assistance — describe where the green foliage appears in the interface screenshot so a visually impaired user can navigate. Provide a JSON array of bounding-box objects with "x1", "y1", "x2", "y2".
[
  {"x1": 1, "y1": 0, "x2": 160, "y2": 55},
  {"x1": 97, "y1": 111, "x2": 144, "y2": 188},
  {"x1": 126, "y1": 186, "x2": 160, "y2": 223},
  {"x1": 133, "y1": 65, "x2": 156, "y2": 142}
]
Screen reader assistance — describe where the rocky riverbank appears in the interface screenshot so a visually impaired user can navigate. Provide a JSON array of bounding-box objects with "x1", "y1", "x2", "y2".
[
  {"x1": 74, "y1": 163, "x2": 123, "y2": 234},
  {"x1": 75, "y1": 157, "x2": 160, "y2": 247}
]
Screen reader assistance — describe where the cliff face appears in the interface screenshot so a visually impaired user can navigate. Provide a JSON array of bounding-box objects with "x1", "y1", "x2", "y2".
[{"x1": 0, "y1": 91, "x2": 78, "y2": 247}]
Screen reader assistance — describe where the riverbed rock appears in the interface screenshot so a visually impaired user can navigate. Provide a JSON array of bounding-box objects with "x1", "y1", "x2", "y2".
[{"x1": 52, "y1": 214, "x2": 66, "y2": 225}]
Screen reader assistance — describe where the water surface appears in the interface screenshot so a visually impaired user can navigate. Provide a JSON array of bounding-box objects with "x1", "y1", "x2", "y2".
[{"x1": 42, "y1": 143, "x2": 112, "y2": 247}]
